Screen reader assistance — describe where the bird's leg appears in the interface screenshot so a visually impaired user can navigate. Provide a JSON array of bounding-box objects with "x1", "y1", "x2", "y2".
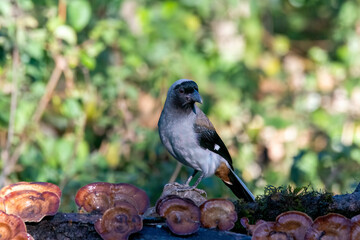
[
  {"x1": 185, "y1": 170, "x2": 198, "y2": 186},
  {"x1": 177, "y1": 172, "x2": 205, "y2": 191},
  {"x1": 188, "y1": 173, "x2": 204, "y2": 190}
]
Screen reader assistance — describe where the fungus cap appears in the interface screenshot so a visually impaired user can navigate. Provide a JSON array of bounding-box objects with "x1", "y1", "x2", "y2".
[
  {"x1": 2, "y1": 190, "x2": 60, "y2": 222},
  {"x1": 199, "y1": 199, "x2": 237, "y2": 231},
  {"x1": 304, "y1": 213, "x2": 351, "y2": 240},
  {"x1": 94, "y1": 201, "x2": 143, "y2": 240},
  {"x1": 0, "y1": 182, "x2": 61, "y2": 198},
  {"x1": 156, "y1": 195, "x2": 200, "y2": 235},
  {"x1": 0, "y1": 210, "x2": 34, "y2": 240},
  {"x1": 75, "y1": 182, "x2": 150, "y2": 214}
]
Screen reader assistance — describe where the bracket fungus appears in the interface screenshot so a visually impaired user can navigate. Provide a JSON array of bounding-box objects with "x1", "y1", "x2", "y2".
[
  {"x1": 199, "y1": 199, "x2": 237, "y2": 231},
  {"x1": 75, "y1": 182, "x2": 150, "y2": 215},
  {"x1": 241, "y1": 217, "x2": 267, "y2": 235},
  {"x1": 94, "y1": 201, "x2": 143, "y2": 240},
  {"x1": 252, "y1": 222, "x2": 289, "y2": 240},
  {"x1": 242, "y1": 211, "x2": 313, "y2": 240},
  {"x1": 0, "y1": 210, "x2": 34, "y2": 240},
  {"x1": 304, "y1": 213, "x2": 351, "y2": 240},
  {"x1": 351, "y1": 214, "x2": 360, "y2": 240},
  {"x1": 242, "y1": 211, "x2": 360, "y2": 240},
  {"x1": 111, "y1": 183, "x2": 150, "y2": 214},
  {"x1": 156, "y1": 195, "x2": 201, "y2": 235},
  {"x1": 0, "y1": 182, "x2": 61, "y2": 199},
  {"x1": 275, "y1": 211, "x2": 313, "y2": 239},
  {"x1": 75, "y1": 182, "x2": 113, "y2": 214},
  {"x1": 0, "y1": 197, "x2": 4, "y2": 212},
  {"x1": 0, "y1": 182, "x2": 61, "y2": 222}
]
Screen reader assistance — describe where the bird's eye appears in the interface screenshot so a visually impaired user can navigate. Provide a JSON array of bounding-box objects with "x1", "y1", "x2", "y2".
[{"x1": 179, "y1": 88, "x2": 185, "y2": 94}]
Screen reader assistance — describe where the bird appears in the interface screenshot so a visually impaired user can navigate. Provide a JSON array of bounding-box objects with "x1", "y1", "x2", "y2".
[{"x1": 158, "y1": 79, "x2": 255, "y2": 202}]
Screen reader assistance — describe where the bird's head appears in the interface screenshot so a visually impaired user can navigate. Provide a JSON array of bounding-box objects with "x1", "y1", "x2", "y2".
[{"x1": 168, "y1": 79, "x2": 203, "y2": 114}]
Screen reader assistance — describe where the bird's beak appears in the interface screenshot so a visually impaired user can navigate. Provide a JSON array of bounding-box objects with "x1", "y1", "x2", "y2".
[
  {"x1": 191, "y1": 90, "x2": 202, "y2": 114},
  {"x1": 191, "y1": 90, "x2": 203, "y2": 104}
]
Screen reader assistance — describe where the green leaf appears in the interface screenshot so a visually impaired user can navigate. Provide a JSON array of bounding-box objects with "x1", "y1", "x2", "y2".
[
  {"x1": 61, "y1": 98, "x2": 83, "y2": 119},
  {"x1": 309, "y1": 47, "x2": 328, "y2": 63},
  {"x1": 55, "y1": 138, "x2": 74, "y2": 169},
  {"x1": 0, "y1": 1, "x2": 12, "y2": 17},
  {"x1": 15, "y1": 101, "x2": 36, "y2": 133},
  {"x1": 54, "y1": 25, "x2": 77, "y2": 45},
  {"x1": 80, "y1": 52, "x2": 96, "y2": 69},
  {"x1": 264, "y1": 116, "x2": 291, "y2": 129},
  {"x1": 68, "y1": 0, "x2": 92, "y2": 31},
  {"x1": 0, "y1": 93, "x2": 10, "y2": 128}
]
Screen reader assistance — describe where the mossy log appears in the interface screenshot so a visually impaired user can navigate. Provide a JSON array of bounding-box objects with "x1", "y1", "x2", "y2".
[
  {"x1": 234, "y1": 184, "x2": 360, "y2": 231},
  {"x1": 25, "y1": 184, "x2": 360, "y2": 238}
]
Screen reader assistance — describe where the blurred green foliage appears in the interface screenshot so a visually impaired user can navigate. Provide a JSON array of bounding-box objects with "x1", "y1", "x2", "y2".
[{"x1": 1, "y1": 0, "x2": 360, "y2": 211}]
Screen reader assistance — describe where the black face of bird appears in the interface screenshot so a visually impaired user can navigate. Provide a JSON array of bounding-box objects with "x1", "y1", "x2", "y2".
[{"x1": 171, "y1": 81, "x2": 203, "y2": 113}]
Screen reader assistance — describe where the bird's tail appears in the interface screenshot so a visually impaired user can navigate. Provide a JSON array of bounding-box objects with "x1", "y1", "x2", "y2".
[
  {"x1": 215, "y1": 162, "x2": 255, "y2": 202},
  {"x1": 224, "y1": 168, "x2": 255, "y2": 202}
]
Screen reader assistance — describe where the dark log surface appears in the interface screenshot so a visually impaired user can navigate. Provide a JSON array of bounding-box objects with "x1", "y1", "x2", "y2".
[{"x1": 26, "y1": 213, "x2": 251, "y2": 240}]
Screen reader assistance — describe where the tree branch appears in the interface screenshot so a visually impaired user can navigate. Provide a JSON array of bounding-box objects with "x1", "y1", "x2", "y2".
[
  {"x1": 0, "y1": 55, "x2": 66, "y2": 188},
  {"x1": 0, "y1": 43, "x2": 20, "y2": 188},
  {"x1": 169, "y1": 162, "x2": 182, "y2": 183},
  {"x1": 32, "y1": 55, "x2": 66, "y2": 123}
]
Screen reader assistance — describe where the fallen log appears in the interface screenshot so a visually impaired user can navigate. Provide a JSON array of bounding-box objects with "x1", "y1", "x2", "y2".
[
  {"x1": 25, "y1": 184, "x2": 360, "y2": 239},
  {"x1": 234, "y1": 183, "x2": 360, "y2": 229},
  {"x1": 25, "y1": 212, "x2": 251, "y2": 240}
]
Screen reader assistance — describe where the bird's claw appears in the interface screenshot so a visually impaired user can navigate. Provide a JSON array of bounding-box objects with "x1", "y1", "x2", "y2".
[
  {"x1": 171, "y1": 183, "x2": 207, "y2": 196},
  {"x1": 177, "y1": 188, "x2": 207, "y2": 196}
]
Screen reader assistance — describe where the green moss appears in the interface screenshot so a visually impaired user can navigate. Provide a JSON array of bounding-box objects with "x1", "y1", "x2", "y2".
[{"x1": 233, "y1": 185, "x2": 334, "y2": 233}]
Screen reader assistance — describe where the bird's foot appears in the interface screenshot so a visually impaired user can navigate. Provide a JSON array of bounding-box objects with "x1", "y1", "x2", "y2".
[
  {"x1": 168, "y1": 182, "x2": 207, "y2": 196},
  {"x1": 162, "y1": 182, "x2": 208, "y2": 206}
]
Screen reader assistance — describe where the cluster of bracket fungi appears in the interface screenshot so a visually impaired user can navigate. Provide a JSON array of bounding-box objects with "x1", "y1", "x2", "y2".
[
  {"x1": 75, "y1": 182, "x2": 149, "y2": 240},
  {"x1": 3, "y1": 181, "x2": 360, "y2": 240},
  {"x1": 241, "y1": 210, "x2": 360, "y2": 240},
  {"x1": 75, "y1": 182, "x2": 238, "y2": 239},
  {"x1": 0, "y1": 181, "x2": 238, "y2": 240},
  {"x1": 0, "y1": 182, "x2": 61, "y2": 240},
  {"x1": 155, "y1": 195, "x2": 238, "y2": 235}
]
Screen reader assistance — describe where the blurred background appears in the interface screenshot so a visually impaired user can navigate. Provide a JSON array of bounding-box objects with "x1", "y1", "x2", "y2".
[{"x1": 1, "y1": 0, "x2": 360, "y2": 211}]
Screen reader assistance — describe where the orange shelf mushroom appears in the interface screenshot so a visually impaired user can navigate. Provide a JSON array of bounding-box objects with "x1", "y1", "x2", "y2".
[
  {"x1": 111, "y1": 183, "x2": 150, "y2": 215},
  {"x1": 0, "y1": 182, "x2": 61, "y2": 222},
  {"x1": 75, "y1": 182, "x2": 150, "y2": 215},
  {"x1": 351, "y1": 214, "x2": 360, "y2": 240},
  {"x1": 0, "y1": 210, "x2": 34, "y2": 240},
  {"x1": 251, "y1": 221, "x2": 277, "y2": 240},
  {"x1": 156, "y1": 195, "x2": 201, "y2": 235},
  {"x1": 0, "y1": 182, "x2": 61, "y2": 198},
  {"x1": 240, "y1": 217, "x2": 267, "y2": 235},
  {"x1": 305, "y1": 213, "x2": 351, "y2": 240},
  {"x1": 75, "y1": 182, "x2": 113, "y2": 214},
  {"x1": 199, "y1": 199, "x2": 238, "y2": 231},
  {"x1": 10, "y1": 232, "x2": 34, "y2": 240},
  {"x1": 242, "y1": 211, "x2": 313, "y2": 240},
  {"x1": 350, "y1": 214, "x2": 360, "y2": 240},
  {"x1": 276, "y1": 211, "x2": 313, "y2": 239},
  {"x1": 0, "y1": 196, "x2": 4, "y2": 212},
  {"x1": 94, "y1": 201, "x2": 143, "y2": 240},
  {"x1": 242, "y1": 211, "x2": 360, "y2": 240}
]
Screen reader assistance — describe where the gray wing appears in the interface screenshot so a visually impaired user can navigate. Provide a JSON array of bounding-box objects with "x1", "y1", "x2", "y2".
[{"x1": 158, "y1": 111, "x2": 177, "y2": 158}]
